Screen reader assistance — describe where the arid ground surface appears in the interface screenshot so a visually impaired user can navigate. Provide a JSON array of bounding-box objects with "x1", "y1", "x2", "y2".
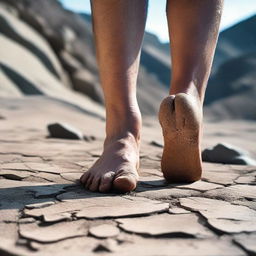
[
  {"x1": 1, "y1": 1, "x2": 256, "y2": 255},
  {"x1": 0, "y1": 96, "x2": 256, "y2": 256}
]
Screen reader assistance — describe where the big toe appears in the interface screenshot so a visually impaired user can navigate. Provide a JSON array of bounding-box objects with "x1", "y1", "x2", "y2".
[{"x1": 113, "y1": 172, "x2": 138, "y2": 193}]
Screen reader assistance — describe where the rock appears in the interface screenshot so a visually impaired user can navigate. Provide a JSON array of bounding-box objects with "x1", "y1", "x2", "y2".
[
  {"x1": 18, "y1": 218, "x2": 36, "y2": 224},
  {"x1": 174, "y1": 180, "x2": 223, "y2": 192},
  {"x1": 56, "y1": 190, "x2": 100, "y2": 202},
  {"x1": 75, "y1": 196, "x2": 169, "y2": 219},
  {"x1": 31, "y1": 184, "x2": 68, "y2": 198},
  {"x1": 47, "y1": 122, "x2": 83, "y2": 140},
  {"x1": 72, "y1": 69, "x2": 103, "y2": 103},
  {"x1": 204, "y1": 184, "x2": 256, "y2": 201},
  {"x1": 60, "y1": 172, "x2": 83, "y2": 182},
  {"x1": 0, "y1": 222, "x2": 23, "y2": 256},
  {"x1": 0, "y1": 6, "x2": 105, "y2": 118},
  {"x1": 44, "y1": 27, "x2": 65, "y2": 53},
  {"x1": 0, "y1": 170, "x2": 31, "y2": 180},
  {"x1": 202, "y1": 143, "x2": 256, "y2": 165},
  {"x1": 1, "y1": 0, "x2": 174, "y2": 116},
  {"x1": 19, "y1": 219, "x2": 89, "y2": 243},
  {"x1": 180, "y1": 197, "x2": 256, "y2": 233},
  {"x1": 232, "y1": 200, "x2": 256, "y2": 211},
  {"x1": 138, "y1": 176, "x2": 166, "y2": 187},
  {"x1": 109, "y1": 237, "x2": 246, "y2": 256},
  {"x1": 29, "y1": 241, "x2": 41, "y2": 251},
  {"x1": 1, "y1": 162, "x2": 31, "y2": 171},
  {"x1": 0, "y1": 5, "x2": 255, "y2": 252},
  {"x1": 19, "y1": 8, "x2": 46, "y2": 34},
  {"x1": 29, "y1": 171, "x2": 69, "y2": 184},
  {"x1": 235, "y1": 174, "x2": 256, "y2": 184},
  {"x1": 89, "y1": 224, "x2": 120, "y2": 238},
  {"x1": 93, "y1": 239, "x2": 118, "y2": 253},
  {"x1": 25, "y1": 162, "x2": 71, "y2": 174},
  {"x1": 169, "y1": 207, "x2": 190, "y2": 214},
  {"x1": 0, "y1": 6, "x2": 64, "y2": 81},
  {"x1": 59, "y1": 50, "x2": 82, "y2": 74},
  {"x1": 0, "y1": 208, "x2": 19, "y2": 223},
  {"x1": 30, "y1": 236, "x2": 98, "y2": 256},
  {"x1": 180, "y1": 197, "x2": 256, "y2": 221},
  {"x1": 43, "y1": 212, "x2": 72, "y2": 223},
  {"x1": 24, "y1": 196, "x2": 169, "y2": 222},
  {"x1": 117, "y1": 213, "x2": 212, "y2": 238},
  {"x1": 233, "y1": 233, "x2": 256, "y2": 255},
  {"x1": 24, "y1": 201, "x2": 86, "y2": 222},
  {"x1": 208, "y1": 219, "x2": 256, "y2": 233},
  {"x1": 202, "y1": 170, "x2": 239, "y2": 185},
  {"x1": 61, "y1": 26, "x2": 76, "y2": 50},
  {"x1": 25, "y1": 201, "x2": 55, "y2": 209},
  {"x1": 136, "y1": 187, "x2": 201, "y2": 200},
  {"x1": 0, "y1": 179, "x2": 57, "y2": 211}
]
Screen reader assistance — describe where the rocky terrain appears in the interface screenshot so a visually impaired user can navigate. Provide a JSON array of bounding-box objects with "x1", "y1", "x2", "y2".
[
  {"x1": 1, "y1": 0, "x2": 256, "y2": 118},
  {"x1": 0, "y1": 1, "x2": 256, "y2": 255},
  {"x1": 0, "y1": 0, "x2": 169, "y2": 115},
  {"x1": 0, "y1": 96, "x2": 256, "y2": 256},
  {"x1": 204, "y1": 15, "x2": 256, "y2": 120}
]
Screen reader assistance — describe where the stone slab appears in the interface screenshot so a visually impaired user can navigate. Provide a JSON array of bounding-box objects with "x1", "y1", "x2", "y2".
[
  {"x1": 233, "y1": 233, "x2": 256, "y2": 255},
  {"x1": 89, "y1": 224, "x2": 120, "y2": 238},
  {"x1": 19, "y1": 219, "x2": 89, "y2": 243},
  {"x1": 117, "y1": 213, "x2": 212, "y2": 238}
]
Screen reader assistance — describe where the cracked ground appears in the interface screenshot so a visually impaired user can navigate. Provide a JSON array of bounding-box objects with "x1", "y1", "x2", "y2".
[{"x1": 0, "y1": 96, "x2": 256, "y2": 256}]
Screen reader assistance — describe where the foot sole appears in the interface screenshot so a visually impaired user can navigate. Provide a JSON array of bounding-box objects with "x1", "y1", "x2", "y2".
[{"x1": 158, "y1": 93, "x2": 202, "y2": 182}]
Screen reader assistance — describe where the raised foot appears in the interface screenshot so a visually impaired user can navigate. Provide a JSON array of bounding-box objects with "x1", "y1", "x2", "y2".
[
  {"x1": 158, "y1": 93, "x2": 202, "y2": 183},
  {"x1": 80, "y1": 133, "x2": 139, "y2": 193}
]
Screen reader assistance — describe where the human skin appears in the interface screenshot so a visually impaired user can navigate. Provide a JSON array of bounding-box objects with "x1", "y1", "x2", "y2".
[
  {"x1": 80, "y1": 0, "x2": 224, "y2": 192},
  {"x1": 159, "y1": 0, "x2": 223, "y2": 182}
]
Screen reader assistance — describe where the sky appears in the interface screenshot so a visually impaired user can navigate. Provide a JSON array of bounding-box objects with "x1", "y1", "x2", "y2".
[{"x1": 60, "y1": 0, "x2": 256, "y2": 42}]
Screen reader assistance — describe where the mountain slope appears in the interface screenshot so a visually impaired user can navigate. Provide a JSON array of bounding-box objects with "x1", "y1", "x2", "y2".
[
  {"x1": 1, "y1": 0, "x2": 255, "y2": 120},
  {"x1": 203, "y1": 15, "x2": 256, "y2": 120},
  {"x1": 0, "y1": 0, "x2": 169, "y2": 115},
  {"x1": 212, "y1": 15, "x2": 256, "y2": 73},
  {"x1": 204, "y1": 53, "x2": 256, "y2": 120}
]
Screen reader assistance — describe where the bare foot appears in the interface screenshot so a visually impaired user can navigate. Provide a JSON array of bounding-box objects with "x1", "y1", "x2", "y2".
[
  {"x1": 158, "y1": 93, "x2": 202, "y2": 182},
  {"x1": 80, "y1": 132, "x2": 139, "y2": 193}
]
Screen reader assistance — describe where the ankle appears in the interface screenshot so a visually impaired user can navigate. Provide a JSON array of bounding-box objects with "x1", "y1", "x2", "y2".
[
  {"x1": 170, "y1": 80, "x2": 204, "y2": 104},
  {"x1": 105, "y1": 110, "x2": 141, "y2": 144}
]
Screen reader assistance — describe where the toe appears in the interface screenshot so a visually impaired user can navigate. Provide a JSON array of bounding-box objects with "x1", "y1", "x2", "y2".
[
  {"x1": 80, "y1": 171, "x2": 90, "y2": 184},
  {"x1": 114, "y1": 171, "x2": 138, "y2": 193},
  {"x1": 85, "y1": 175, "x2": 93, "y2": 189},
  {"x1": 89, "y1": 176, "x2": 100, "y2": 192},
  {"x1": 99, "y1": 171, "x2": 115, "y2": 193}
]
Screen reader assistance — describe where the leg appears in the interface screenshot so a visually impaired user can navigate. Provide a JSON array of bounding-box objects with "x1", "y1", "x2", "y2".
[
  {"x1": 159, "y1": 0, "x2": 223, "y2": 182},
  {"x1": 80, "y1": 0, "x2": 148, "y2": 192}
]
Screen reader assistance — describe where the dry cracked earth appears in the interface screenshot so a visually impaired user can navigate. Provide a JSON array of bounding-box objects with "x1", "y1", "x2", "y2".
[{"x1": 0, "y1": 96, "x2": 256, "y2": 256}]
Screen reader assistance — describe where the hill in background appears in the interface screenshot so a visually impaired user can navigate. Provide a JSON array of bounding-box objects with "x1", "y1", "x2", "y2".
[{"x1": 0, "y1": 0, "x2": 255, "y2": 120}]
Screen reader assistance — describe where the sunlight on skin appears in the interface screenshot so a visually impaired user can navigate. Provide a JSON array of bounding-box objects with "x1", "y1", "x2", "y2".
[{"x1": 78, "y1": 0, "x2": 224, "y2": 193}]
